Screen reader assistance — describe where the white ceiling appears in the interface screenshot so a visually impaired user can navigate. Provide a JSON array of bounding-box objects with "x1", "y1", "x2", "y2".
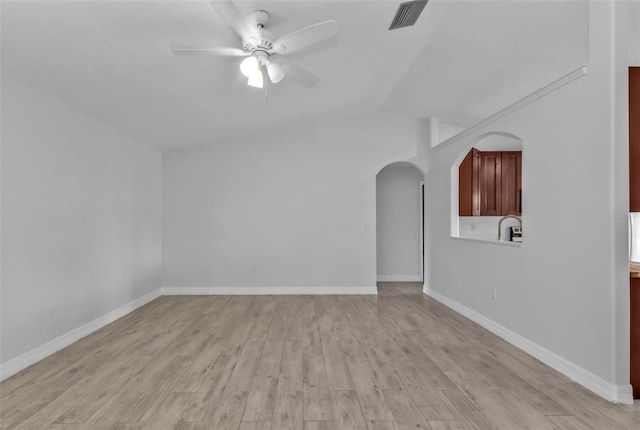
[
  {"x1": 382, "y1": 0, "x2": 589, "y2": 127},
  {"x1": 1, "y1": 0, "x2": 588, "y2": 150}
]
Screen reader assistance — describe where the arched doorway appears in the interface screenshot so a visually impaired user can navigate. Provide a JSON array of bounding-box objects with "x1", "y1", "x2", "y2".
[{"x1": 376, "y1": 162, "x2": 425, "y2": 286}]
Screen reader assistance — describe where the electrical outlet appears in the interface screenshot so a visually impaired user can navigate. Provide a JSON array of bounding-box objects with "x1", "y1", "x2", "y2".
[
  {"x1": 50, "y1": 300, "x2": 59, "y2": 313},
  {"x1": 251, "y1": 266, "x2": 257, "y2": 273},
  {"x1": 492, "y1": 288, "x2": 497, "y2": 300},
  {"x1": 471, "y1": 223, "x2": 476, "y2": 231},
  {"x1": 364, "y1": 223, "x2": 370, "y2": 232}
]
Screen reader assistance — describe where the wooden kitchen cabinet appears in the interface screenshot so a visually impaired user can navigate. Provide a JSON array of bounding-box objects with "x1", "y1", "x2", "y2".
[
  {"x1": 630, "y1": 67, "x2": 640, "y2": 212},
  {"x1": 632, "y1": 276, "x2": 640, "y2": 399},
  {"x1": 458, "y1": 148, "x2": 480, "y2": 216},
  {"x1": 459, "y1": 148, "x2": 521, "y2": 216},
  {"x1": 501, "y1": 151, "x2": 523, "y2": 215},
  {"x1": 479, "y1": 151, "x2": 503, "y2": 216},
  {"x1": 631, "y1": 67, "x2": 640, "y2": 399}
]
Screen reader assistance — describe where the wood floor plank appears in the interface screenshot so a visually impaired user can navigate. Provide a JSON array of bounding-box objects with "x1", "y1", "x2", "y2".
[
  {"x1": 239, "y1": 422, "x2": 273, "y2": 430},
  {"x1": 172, "y1": 338, "x2": 224, "y2": 393},
  {"x1": 284, "y1": 298, "x2": 304, "y2": 339},
  {"x1": 243, "y1": 339, "x2": 284, "y2": 422},
  {"x1": 382, "y1": 389, "x2": 430, "y2": 429},
  {"x1": 546, "y1": 415, "x2": 594, "y2": 430},
  {"x1": 361, "y1": 346, "x2": 401, "y2": 390},
  {"x1": 225, "y1": 340, "x2": 266, "y2": 394},
  {"x1": 0, "y1": 388, "x2": 66, "y2": 428},
  {"x1": 366, "y1": 422, "x2": 400, "y2": 430},
  {"x1": 139, "y1": 391, "x2": 192, "y2": 428},
  {"x1": 438, "y1": 389, "x2": 498, "y2": 430},
  {"x1": 355, "y1": 388, "x2": 395, "y2": 422},
  {"x1": 2, "y1": 284, "x2": 639, "y2": 430},
  {"x1": 122, "y1": 354, "x2": 193, "y2": 422},
  {"x1": 174, "y1": 422, "x2": 209, "y2": 430},
  {"x1": 334, "y1": 321, "x2": 363, "y2": 355},
  {"x1": 209, "y1": 392, "x2": 248, "y2": 430},
  {"x1": 271, "y1": 390, "x2": 303, "y2": 430},
  {"x1": 11, "y1": 393, "x2": 84, "y2": 430},
  {"x1": 277, "y1": 339, "x2": 303, "y2": 394},
  {"x1": 302, "y1": 299, "x2": 323, "y2": 355},
  {"x1": 329, "y1": 390, "x2": 368, "y2": 430},
  {"x1": 304, "y1": 420, "x2": 336, "y2": 430},
  {"x1": 317, "y1": 313, "x2": 339, "y2": 341},
  {"x1": 303, "y1": 387, "x2": 332, "y2": 421},
  {"x1": 181, "y1": 354, "x2": 240, "y2": 422},
  {"x1": 268, "y1": 300, "x2": 292, "y2": 342},
  {"x1": 410, "y1": 388, "x2": 456, "y2": 421},
  {"x1": 322, "y1": 340, "x2": 355, "y2": 391},
  {"x1": 303, "y1": 355, "x2": 329, "y2": 389},
  {"x1": 427, "y1": 420, "x2": 468, "y2": 430}
]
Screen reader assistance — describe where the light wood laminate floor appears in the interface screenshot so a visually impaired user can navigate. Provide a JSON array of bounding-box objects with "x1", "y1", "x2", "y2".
[{"x1": 1, "y1": 283, "x2": 638, "y2": 429}]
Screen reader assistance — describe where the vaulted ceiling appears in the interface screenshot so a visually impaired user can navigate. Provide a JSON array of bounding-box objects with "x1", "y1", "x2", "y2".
[{"x1": 1, "y1": 0, "x2": 588, "y2": 150}]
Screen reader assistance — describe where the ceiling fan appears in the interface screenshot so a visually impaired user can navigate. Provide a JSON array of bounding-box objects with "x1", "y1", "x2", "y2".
[{"x1": 172, "y1": 1, "x2": 339, "y2": 92}]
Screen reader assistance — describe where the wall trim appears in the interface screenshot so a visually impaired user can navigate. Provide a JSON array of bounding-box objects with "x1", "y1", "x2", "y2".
[
  {"x1": 162, "y1": 286, "x2": 378, "y2": 295},
  {"x1": 433, "y1": 66, "x2": 588, "y2": 152},
  {"x1": 376, "y1": 275, "x2": 422, "y2": 282},
  {"x1": 423, "y1": 284, "x2": 634, "y2": 405},
  {"x1": 0, "y1": 288, "x2": 161, "y2": 382}
]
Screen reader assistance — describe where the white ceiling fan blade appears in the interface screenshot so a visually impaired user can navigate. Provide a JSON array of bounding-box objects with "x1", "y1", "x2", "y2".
[
  {"x1": 171, "y1": 46, "x2": 248, "y2": 57},
  {"x1": 273, "y1": 20, "x2": 338, "y2": 55},
  {"x1": 209, "y1": 0, "x2": 255, "y2": 41},
  {"x1": 277, "y1": 58, "x2": 321, "y2": 87}
]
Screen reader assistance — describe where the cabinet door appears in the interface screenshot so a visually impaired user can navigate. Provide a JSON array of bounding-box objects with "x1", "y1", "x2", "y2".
[
  {"x1": 631, "y1": 277, "x2": 640, "y2": 399},
  {"x1": 631, "y1": 67, "x2": 640, "y2": 212},
  {"x1": 472, "y1": 149, "x2": 481, "y2": 216},
  {"x1": 480, "y1": 152, "x2": 502, "y2": 216},
  {"x1": 501, "y1": 151, "x2": 522, "y2": 215},
  {"x1": 458, "y1": 148, "x2": 481, "y2": 216},
  {"x1": 459, "y1": 150, "x2": 473, "y2": 216}
]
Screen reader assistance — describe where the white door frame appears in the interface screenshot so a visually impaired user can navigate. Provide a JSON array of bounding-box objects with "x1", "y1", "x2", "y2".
[{"x1": 420, "y1": 180, "x2": 425, "y2": 283}]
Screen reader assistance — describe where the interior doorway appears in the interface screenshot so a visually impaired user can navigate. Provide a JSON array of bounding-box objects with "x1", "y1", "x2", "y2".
[{"x1": 376, "y1": 162, "x2": 425, "y2": 284}]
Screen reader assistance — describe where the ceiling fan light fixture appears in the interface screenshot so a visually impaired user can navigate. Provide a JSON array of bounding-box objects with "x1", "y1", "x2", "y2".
[
  {"x1": 247, "y1": 70, "x2": 264, "y2": 88},
  {"x1": 241, "y1": 55, "x2": 264, "y2": 88},
  {"x1": 267, "y1": 62, "x2": 285, "y2": 84},
  {"x1": 240, "y1": 56, "x2": 260, "y2": 78}
]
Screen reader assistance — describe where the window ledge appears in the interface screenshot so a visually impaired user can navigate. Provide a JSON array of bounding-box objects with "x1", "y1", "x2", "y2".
[{"x1": 451, "y1": 236, "x2": 522, "y2": 247}]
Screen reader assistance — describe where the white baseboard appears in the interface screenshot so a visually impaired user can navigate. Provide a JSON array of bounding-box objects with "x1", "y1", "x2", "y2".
[
  {"x1": 422, "y1": 284, "x2": 634, "y2": 405},
  {"x1": 376, "y1": 275, "x2": 422, "y2": 282},
  {"x1": 162, "y1": 286, "x2": 378, "y2": 295},
  {"x1": 0, "y1": 289, "x2": 161, "y2": 382}
]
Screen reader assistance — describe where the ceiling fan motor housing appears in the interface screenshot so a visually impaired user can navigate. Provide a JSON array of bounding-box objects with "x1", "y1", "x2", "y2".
[
  {"x1": 252, "y1": 50, "x2": 269, "y2": 66},
  {"x1": 242, "y1": 36, "x2": 273, "y2": 54},
  {"x1": 242, "y1": 10, "x2": 275, "y2": 56}
]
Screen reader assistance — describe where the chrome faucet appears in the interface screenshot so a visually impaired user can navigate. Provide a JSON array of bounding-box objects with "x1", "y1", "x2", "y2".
[{"x1": 498, "y1": 215, "x2": 522, "y2": 241}]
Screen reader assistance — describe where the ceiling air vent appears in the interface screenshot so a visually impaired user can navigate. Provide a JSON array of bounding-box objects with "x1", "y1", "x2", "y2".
[{"x1": 389, "y1": 0, "x2": 428, "y2": 30}]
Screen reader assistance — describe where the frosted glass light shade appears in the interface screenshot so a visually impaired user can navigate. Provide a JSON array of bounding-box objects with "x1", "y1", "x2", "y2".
[
  {"x1": 247, "y1": 72, "x2": 263, "y2": 88},
  {"x1": 267, "y1": 62, "x2": 285, "y2": 84},
  {"x1": 240, "y1": 56, "x2": 264, "y2": 88},
  {"x1": 240, "y1": 56, "x2": 260, "y2": 78}
]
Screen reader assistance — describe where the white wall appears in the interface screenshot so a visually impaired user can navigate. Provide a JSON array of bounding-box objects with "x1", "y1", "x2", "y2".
[
  {"x1": 162, "y1": 112, "x2": 423, "y2": 291},
  {"x1": 424, "y1": 1, "x2": 631, "y2": 402},
  {"x1": 1, "y1": 77, "x2": 162, "y2": 368},
  {"x1": 376, "y1": 165, "x2": 423, "y2": 281}
]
